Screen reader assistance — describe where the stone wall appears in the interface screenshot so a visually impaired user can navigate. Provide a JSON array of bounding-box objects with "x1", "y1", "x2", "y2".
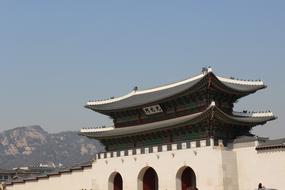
[
  {"x1": 5, "y1": 138, "x2": 285, "y2": 190},
  {"x1": 234, "y1": 142, "x2": 285, "y2": 190}
]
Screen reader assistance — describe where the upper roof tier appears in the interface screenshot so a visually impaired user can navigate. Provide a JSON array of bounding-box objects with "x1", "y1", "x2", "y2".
[{"x1": 86, "y1": 67, "x2": 266, "y2": 112}]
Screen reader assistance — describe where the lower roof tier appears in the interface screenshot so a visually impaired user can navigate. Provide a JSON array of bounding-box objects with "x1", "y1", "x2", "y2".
[{"x1": 80, "y1": 102, "x2": 276, "y2": 140}]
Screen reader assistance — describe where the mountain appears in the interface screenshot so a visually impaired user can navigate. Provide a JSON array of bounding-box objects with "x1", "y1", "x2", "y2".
[{"x1": 0, "y1": 125, "x2": 103, "y2": 169}]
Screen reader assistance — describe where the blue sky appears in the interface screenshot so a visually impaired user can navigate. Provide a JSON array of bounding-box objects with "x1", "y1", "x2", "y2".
[{"x1": 0, "y1": 1, "x2": 284, "y2": 138}]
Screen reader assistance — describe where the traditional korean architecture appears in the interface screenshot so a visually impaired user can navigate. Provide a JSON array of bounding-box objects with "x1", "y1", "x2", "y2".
[
  {"x1": 82, "y1": 67, "x2": 274, "y2": 153},
  {"x1": 4, "y1": 67, "x2": 285, "y2": 190}
]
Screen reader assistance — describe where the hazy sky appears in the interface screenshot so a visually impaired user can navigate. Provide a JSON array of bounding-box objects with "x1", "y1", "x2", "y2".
[{"x1": 0, "y1": 1, "x2": 284, "y2": 138}]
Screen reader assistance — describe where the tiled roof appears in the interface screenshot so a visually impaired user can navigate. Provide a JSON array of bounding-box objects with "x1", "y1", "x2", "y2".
[
  {"x1": 86, "y1": 68, "x2": 266, "y2": 111},
  {"x1": 232, "y1": 136, "x2": 268, "y2": 144},
  {"x1": 256, "y1": 138, "x2": 285, "y2": 150},
  {"x1": 4, "y1": 162, "x2": 93, "y2": 186},
  {"x1": 81, "y1": 102, "x2": 276, "y2": 139}
]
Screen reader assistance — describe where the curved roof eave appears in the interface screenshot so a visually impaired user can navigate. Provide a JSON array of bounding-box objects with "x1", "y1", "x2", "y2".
[
  {"x1": 80, "y1": 103, "x2": 275, "y2": 139},
  {"x1": 213, "y1": 107, "x2": 276, "y2": 126},
  {"x1": 86, "y1": 68, "x2": 266, "y2": 111}
]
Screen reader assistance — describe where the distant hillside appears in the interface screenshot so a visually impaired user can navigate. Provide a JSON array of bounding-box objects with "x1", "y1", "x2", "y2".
[{"x1": 0, "y1": 125, "x2": 103, "y2": 169}]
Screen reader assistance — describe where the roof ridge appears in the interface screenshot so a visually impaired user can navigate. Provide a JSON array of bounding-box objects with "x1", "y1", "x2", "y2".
[
  {"x1": 86, "y1": 72, "x2": 205, "y2": 106},
  {"x1": 86, "y1": 68, "x2": 266, "y2": 108},
  {"x1": 232, "y1": 110, "x2": 275, "y2": 118}
]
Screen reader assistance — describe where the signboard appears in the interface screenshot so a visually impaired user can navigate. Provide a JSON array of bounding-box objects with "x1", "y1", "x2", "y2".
[{"x1": 143, "y1": 105, "x2": 163, "y2": 115}]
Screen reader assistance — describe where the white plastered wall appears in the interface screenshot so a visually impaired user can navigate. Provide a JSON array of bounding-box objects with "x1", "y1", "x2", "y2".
[
  {"x1": 220, "y1": 150, "x2": 239, "y2": 190},
  {"x1": 5, "y1": 167, "x2": 94, "y2": 190},
  {"x1": 234, "y1": 142, "x2": 285, "y2": 190},
  {"x1": 6, "y1": 146, "x2": 228, "y2": 190},
  {"x1": 91, "y1": 146, "x2": 227, "y2": 190},
  {"x1": 6, "y1": 141, "x2": 285, "y2": 190}
]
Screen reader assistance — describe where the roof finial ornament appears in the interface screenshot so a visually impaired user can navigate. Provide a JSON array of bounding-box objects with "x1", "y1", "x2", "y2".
[
  {"x1": 207, "y1": 66, "x2": 212, "y2": 72},
  {"x1": 202, "y1": 67, "x2": 208, "y2": 75},
  {"x1": 202, "y1": 66, "x2": 212, "y2": 75}
]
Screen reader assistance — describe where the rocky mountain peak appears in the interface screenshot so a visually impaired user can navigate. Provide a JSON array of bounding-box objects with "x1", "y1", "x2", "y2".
[{"x1": 0, "y1": 126, "x2": 103, "y2": 169}]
